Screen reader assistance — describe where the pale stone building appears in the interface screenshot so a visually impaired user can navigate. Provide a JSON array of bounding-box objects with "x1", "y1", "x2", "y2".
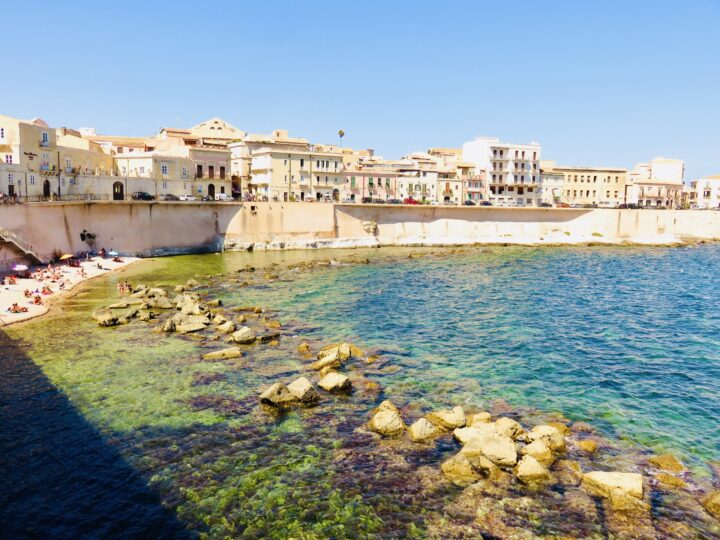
[
  {"x1": 462, "y1": 136, "x2": 541, "y2": 207},
  {"x1": 340, "y1": 166, "x2": 401, "y2": 202},
  {"x1": 541, "y1": 160, "x2": 627, "y2": 207},
  {"x1": 687, "y1": 174, "x2": 720, "y2": 209},
  {"x1": 626, "y1": 157, "x2": 684, "y2": 208}
]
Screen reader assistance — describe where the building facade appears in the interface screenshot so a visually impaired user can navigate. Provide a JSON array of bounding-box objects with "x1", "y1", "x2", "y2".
[
  {"x1": 541, "y1": 160, "x2": 627, "y2": 207},
  {"x1": 462, "y1": 136, "x2": 541, "y2": 206},
  {"x1": 687, "y1": 174, "x2": 720, "y2": 209},
  {"x1": 626, "y1": 157, "x2": 685, "y2": 208}
]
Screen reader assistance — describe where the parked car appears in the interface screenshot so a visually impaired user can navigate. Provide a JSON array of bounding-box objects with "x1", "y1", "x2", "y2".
[
  {"x1": 132, "y1": 191, "x2": 155, "y2": 201},
  {"x1": 463, "y1": 200, "x2": 476, "y2": 206},
  {"x1": 403, "y1": 197, "x2": 420, "y2": 205},
  {"x1": 160, "y1": 193, "x2": 179, "y2": 201},
  {"x1": 372, "y1": 198, "x2": 386, "y2": 204},
  {"x1": 386, "y1": 199, "x2": 402, "y2": 204},
  {"x1": 341, "y1": 197, "x2": 355, "y2": 203},
  {"x1": 539, "y1": 202, "x2": 552, "y2": 207},
  {"x1": 179, "y1": 194, "x2": 197, "y2": 201},
  {"x1": 480, "y1": 201, "x2": 493, "y2": 206},
  {"x1": 200, "y1": 195, "x2": 212, "y2": 202},
  {"x1": 215, "y1": 193, "x2": 232, "y2": 201},
  {"x1": 361, "y1": 197, "x2": 373, "y2": 204},
  {"x1": 556, "y1": 202, "x2": 570, "y2": 208}
]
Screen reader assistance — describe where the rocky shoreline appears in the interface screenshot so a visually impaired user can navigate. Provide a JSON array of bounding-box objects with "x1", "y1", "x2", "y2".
[{"x1": 86, "y1": 251, "x2": 720, "y2": 538}]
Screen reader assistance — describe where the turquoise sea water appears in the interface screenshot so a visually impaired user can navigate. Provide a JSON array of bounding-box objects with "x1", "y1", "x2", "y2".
[{"x1": 2, "y1": 244, "x2": 719, "y2": 537}]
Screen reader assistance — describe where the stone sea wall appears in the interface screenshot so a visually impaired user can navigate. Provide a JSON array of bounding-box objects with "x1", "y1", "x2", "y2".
[{"x1": 2, "y1": 201, "x2": 720, "y2": 267}]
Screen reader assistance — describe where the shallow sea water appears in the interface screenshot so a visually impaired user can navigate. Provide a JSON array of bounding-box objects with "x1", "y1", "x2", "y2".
[{"x1": 1, "y1": 245, "x2": 719, "y2": 538}]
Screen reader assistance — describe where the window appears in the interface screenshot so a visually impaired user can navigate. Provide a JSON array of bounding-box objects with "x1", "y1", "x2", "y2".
[
  {"x1": 300, "y1": 159, "x2": 304, "y2": 167},
  {"x1": 197, "y1": 165, "x2": 203, "y2": 178},
  {"x1": 29, "y1": 174, "x2": 35, "y2": 184},
  {"x1": 220, "y1": 166, "x2": 225, "y2": 179},
  {"x1": 316, "y1": 175, "x2": 320, "y2": 183},
  {"x1": 5, "y1": 154, "x2": 12, "y2": 164},
  {"x1": 182, "y1": 167, "x2": 187, "y2": 177},
  {"x1": 42, "y1": 132, "x2": 49, "y2": 144},
  {"x1": 351, "y1": 176, "x2": 356, "y2": 188},
  {"x1": 139, "y1": 166, "x2": 145, "y2": 174},
  {"x1": 162, "y1": 180, "x2": 168, "y2": 188},
  {"x1": 161, "y1": 165, "x2": 168, "y2": 175},
  {"x1": 0, "y1": 128, "x2": 4, "y2": 139},
  {"x1": 8, "y1": 174, "x2": 13, "y2": 183}
]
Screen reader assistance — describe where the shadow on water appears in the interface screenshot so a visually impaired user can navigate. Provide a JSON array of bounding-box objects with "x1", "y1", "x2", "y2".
[{"x1": 0, "y1": 330, "x2": 192, "y2": 539}]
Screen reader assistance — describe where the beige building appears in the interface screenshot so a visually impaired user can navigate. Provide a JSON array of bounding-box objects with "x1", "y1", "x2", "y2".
[
  {"x1": 541, "y1": 161, "x2": 627, "y2": 207},
  {"x1": 626, "y1": 157, "x2": 685, "y2": 208}
]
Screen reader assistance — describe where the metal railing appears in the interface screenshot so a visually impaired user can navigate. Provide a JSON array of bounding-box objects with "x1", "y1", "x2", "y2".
[{"x1": 0, "y1": 226, "x2": 43, "y2": 264}]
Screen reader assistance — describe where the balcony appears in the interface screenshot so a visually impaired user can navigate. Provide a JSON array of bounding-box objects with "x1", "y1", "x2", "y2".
[{"x1": 40, "y1": 140, "x2": 50, "y2": 148}]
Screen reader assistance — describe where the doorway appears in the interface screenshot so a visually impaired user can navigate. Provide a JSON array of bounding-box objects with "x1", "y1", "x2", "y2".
[
  {"x1": 112, "y1": 181, "x2": 124, "y2": 201},
  {"x1": 208, "y1": 184, "x2": 216, "y2": 199},
  {"x1": 43, "y1": 179, "x2": 51, "y2": 198}
]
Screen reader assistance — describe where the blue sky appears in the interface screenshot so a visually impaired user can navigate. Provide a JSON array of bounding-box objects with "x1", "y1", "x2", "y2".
[{"x1": 3, "y1": 0, "x2": 719, "y2": 179}]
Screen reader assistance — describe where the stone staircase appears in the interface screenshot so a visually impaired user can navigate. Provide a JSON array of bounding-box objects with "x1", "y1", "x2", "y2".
[{"x1": 0, "y1": 227, "x2": 44, "y2": 265}]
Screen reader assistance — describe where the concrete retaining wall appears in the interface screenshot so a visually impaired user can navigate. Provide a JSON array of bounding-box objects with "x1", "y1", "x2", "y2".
[{"x1": 1, "y1": 201, "x2": 720, "y2": 269}]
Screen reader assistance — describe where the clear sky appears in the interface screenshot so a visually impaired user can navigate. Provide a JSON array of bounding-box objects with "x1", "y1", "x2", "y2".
[{"x1": 3, "y1": 0, "x2": 719, "y2": 179}]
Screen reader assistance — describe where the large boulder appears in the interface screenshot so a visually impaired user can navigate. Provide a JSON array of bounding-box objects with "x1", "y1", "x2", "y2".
[
  {"x1": 427, "y1": 406, "x2": 466, "y2": 430},
  {"x1": 368, "y1": 400, "x2": 405, "y2": 436},
  {"x1": 582, "y1": 471, "x2": 643, "y2": 500},
  {"x1": 228, "y1": 326, "x2": 257, "y2": 344},
  {"x1": 286, "y1": 377, "x2": 320, "y2": 404},
  {"x1": 318, "y1": 371, "x2": 351, "y2": 392},
  {"x1": 160, "y1": 319, "x2": 176, "y2": 332},
  {"x1": 259, "y1": 382, "x2": 297, "y2": 407},
  {"x1": 460, "y1": 434, "x2": 517, "y2": 467},
  {"x1": 521, "y1": 439, "x2": 554, "y2": 465},
  {"x1": 202, "y1": 347, "x2": 243, "y2": 360},
  {"x1": 409, "y1": 418, "x2": 441, "y2": 443},
  {"x1": 146, "y1": 287, "x2": 168, "y2": 298},
  {"x1": 494, "y1": 417, "x2": 525, "y2": 440},
  {"x1": 526, "y1": 424, "x2": 566, "y2": 452},
  {"x1": 453, "y1": 423, "x2": 497, "y2": 445},
  {"x1": 515, "y1": 455, "x2": 551, "y2": 483}
]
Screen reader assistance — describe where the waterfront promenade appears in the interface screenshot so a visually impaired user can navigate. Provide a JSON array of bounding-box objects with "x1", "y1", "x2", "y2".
[{"x1": 2, "y1": 202, "x2": 720, "y2": 269}]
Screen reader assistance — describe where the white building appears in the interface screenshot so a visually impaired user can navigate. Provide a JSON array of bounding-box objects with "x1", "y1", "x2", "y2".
[
  {"x1": 462, "y1": 136, "x2": 541, "y2": 206},
  {"x1": 626, "y1": 157, "x2": 685, "y2": 208},
  {"x1": 688, "y1": 174, "x2": 720, "y2": 209}
]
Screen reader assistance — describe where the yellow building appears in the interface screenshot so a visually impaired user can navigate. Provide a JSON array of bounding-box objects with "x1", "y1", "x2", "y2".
[{"x1": 541, "y1": 160, "x2": 627, "y2": 207}]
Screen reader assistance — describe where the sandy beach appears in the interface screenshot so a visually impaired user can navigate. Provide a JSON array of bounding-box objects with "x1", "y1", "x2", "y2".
[{"x1": 0, "y1": 256, "x2": 140, "y2": 326}]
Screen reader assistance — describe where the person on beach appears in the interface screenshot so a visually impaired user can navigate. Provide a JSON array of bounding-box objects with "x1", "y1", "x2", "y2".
[
  {"x1": 112, "y1": 256, "x2": 123, "y2": 263},
  {"x1": 41, "y1": 285, "x2": 53, "y2": 295},
  {"x1": 8, "y1": 276, "x2": 16, "y2": 285},
  {"x1": 7, "y1": 303, "x2": 28, "y2": 313},
  {"x1": 32, "y1": 295, "x2": 43, "y2": 305},
  {"x1": 99, "y1": 248, "x2": 107, "y2": 258},
  {"x1": 23, "y1": 289, "x2": 32, "y2": 298}
]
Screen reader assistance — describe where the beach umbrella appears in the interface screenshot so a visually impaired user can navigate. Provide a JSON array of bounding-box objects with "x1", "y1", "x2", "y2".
[
  {"x1": 12, "y1": 264, "x2": 28, "y2": 271},
  {"x1": 59, "y1": 254, "x2": 74, "y2": 260},
  {"x1": 108, "y1": 251, "x2": 119, "y2": 257}
]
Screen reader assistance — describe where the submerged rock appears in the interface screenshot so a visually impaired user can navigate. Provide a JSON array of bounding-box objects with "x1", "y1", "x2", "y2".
[
  {"x1": 702, "y1": 491, "x2": 720, "y2": 519},
  {"x1": 582, "y1": 471, "x2": 643, "y2": 500},
  {"x1": 368, "y1": 400, "x2": 405, "y2": 436},
  {"x1": 298, "y1": 342, "x2": 311, "y2": 354},
  {"x1": 441, "y1": 454, "x2": 481, "y2": 485},
  {"x1": 286, "y1": 377, "x2": 320, "y2": 404},
  {"x1": 310, "y1": 351, "x2": 341, "y2": 371},
  {"x1": 427, "y1": 406, "x2": 466, "y2": 430},
  {"x1": 515, "y1": 455, "x2": 551, "y2": 483},
  {"x1": 92, "y1": 308, "x2": 118, "y2": 327},
  {"x1": 228, "y1": 327, "x2": 257, "y2": 344},
  {"x1": 467, "y1": 411, "x2": 492, "y2": 425},
  {"x1": 202, "y1": 347, "x2": 243, "y2": 360},
  {"x1": 259, "y1": 383, "x2": 297, "y2": 407},
  {"x1": 648, "y1": 453, "x2": 685, "y2": 473},
  {"x1": 318, "y1": 371, "x2": 351, "y2": 392},
  {"x1": 555, "y1": 459, "x2": 583, "y2": 486},
  {"x1": 409, "y1": 418, "x2": 441, "y2": 443},
  {"x1": 654, "y1": 472, "x2": 688, "y2": 490},
  {"x1": 176, "y1": 322, "x2": 207, "y2": 334},
  {"x1": 577, "y1": 439, "x2": 599, "y2": 454},
  {"x1": 186, "y1": 278, "x2": 200, "y2": 288}
]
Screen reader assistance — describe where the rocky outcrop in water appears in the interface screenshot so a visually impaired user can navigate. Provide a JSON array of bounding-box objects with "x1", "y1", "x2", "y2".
[{"x1": 368, "y1": 400, "x2": 405, "y2": 436}]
